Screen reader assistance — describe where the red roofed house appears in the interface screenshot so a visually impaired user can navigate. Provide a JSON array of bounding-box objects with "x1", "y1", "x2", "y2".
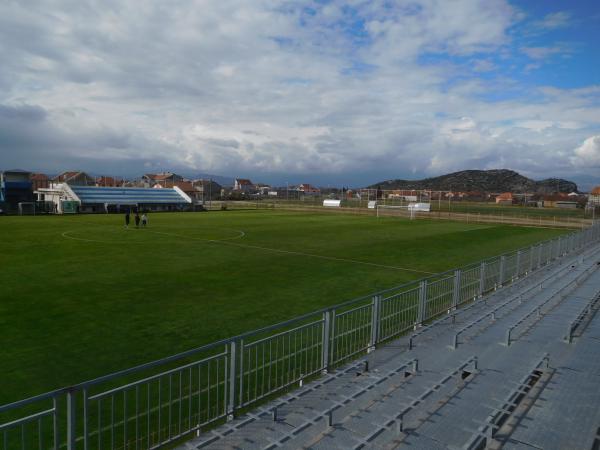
[
  {"x1": 95, "y1": 176, "x2": 118, "y2": 187},
  {"x1": 234, "y1": 178, "x2": 254, "y2": 192},
  {"x1": 52, "y1": 171, "x2": 94, "y2": 186},
  {"x1": 587, "y1": 186, "x2": 600, "y2": 207},
  {"x1": 142, "y1": 172, "x2": 184, "y2": 188},
  {"x1": 172, "y1": 181, "x2": 200, "y2": 203},
  {"x1": 495, "y1": 192, "x2": 513, "y2": 205},
  {"x1": 297, "y1": 183, "x2": 321, "y2": 195},
  {"x1": 30, "y1": 173, "x2": 49, "y2": 191}
]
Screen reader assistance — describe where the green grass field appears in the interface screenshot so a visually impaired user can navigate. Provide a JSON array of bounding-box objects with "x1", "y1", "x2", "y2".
[{"x1": 0, "y1": 210, "x2": 568, "y2": 404}]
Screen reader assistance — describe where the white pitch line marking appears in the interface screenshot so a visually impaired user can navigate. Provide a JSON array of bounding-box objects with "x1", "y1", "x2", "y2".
[
  {"x1": 209, "y1": 239, "x2": 436, "y2": 275},
  {"x1": 62, "y1": 226, "x2": 433, "y2": 275}
]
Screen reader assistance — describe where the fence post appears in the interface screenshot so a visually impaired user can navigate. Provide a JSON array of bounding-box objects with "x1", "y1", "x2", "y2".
[
  {"x1": 452, "y1": 269, "x2": 461, "y2": 309},
  {"x1": 227, "y1": 341, "x2": 237, "y2": 419},
  {"x1": 322, "y1": 310, "x2": 331, "y2": 372},
  {"x1": 479, "y1": 262, "x2": 486, "y2": 297},
  {"x1": 499, "y1": 256, "x2": 506, "y2": 286},
  {"x1": 417, "y1": 281, "x2": 427, "y2": 325},
  {"x1": 369, "y1": 295, "x2": 381, "y2": 351},
  {"x1": 529, "y1": 246, "x2": 534, "y2": 273},
  {"x1": 67, "y1": 389, "x2": 77, "y2": 450},
  {"x1": 516, "y1": 250, "x2": 521, "y2": 277},
  {"x1": 83, "y1": 388, "x2": 89, "y2": 450}
]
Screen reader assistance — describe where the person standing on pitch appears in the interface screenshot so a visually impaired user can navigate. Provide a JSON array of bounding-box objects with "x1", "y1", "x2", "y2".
[
  {"x1": 141, "y1": 213, "x2": 148, "y2": 227},
  {"x1": 125, "y1": 211, "x2": 130, "y2": 228},
  {"x1": 134, "y1": 212, "x2": 141, "y2": 228}
]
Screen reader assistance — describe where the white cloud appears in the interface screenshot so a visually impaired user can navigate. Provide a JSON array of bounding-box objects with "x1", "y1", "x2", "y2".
[
  {"x1": 532, "y1": 11, "x2": 571, "y2": 30},
  {"x1": 572, "y1": 136, "x2": 600, "y2": 168},
  {"x1": 0, "y1": 0, "x2": 598, "y2": 185},
  {"x1": 521, "y1": 45, "x2": 571, "y2": 60}
]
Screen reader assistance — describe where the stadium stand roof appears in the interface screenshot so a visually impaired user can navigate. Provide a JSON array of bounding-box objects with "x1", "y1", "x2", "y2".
[{"x1": 69, "y1": 185, "x2": 191, "y2": 204}]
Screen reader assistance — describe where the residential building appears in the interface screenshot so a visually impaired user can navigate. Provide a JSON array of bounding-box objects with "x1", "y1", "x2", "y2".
[
  {"x1": 234, "y1": 178, "x2": 254, "y2": 192},
  {"x1": 52, "y1": 171, "x2": 94, "y2": 186},
  {"x1": 587, "y1": 186, "x2": 600, "y2": 209},
  {"x1": 495, "y1": 192, "x2": 513, "y2": 205},
  {"x1": 297, "y1": 183, "x2": 321, "y2": 195},
  {"x1": 142, "y1": 172, "x2": 184, "y2": 188},
  {"x1": 387, "y1": 189, "x2": 417, "y2": 201},
  {"x1": 30, "y1": 173, "x2": 49, "y2": 191},
  {"x1": 95, "y1": 176, "x2": 119, "y2": 187},
  {"x1": 192, "y1": 179, "x2": 222, "y2": 201},
  {"x1": 255, "y1": 183, "x2": 272, "y2": 195}
]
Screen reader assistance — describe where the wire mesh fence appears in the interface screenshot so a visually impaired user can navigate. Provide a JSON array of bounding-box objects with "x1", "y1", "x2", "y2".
[{"x1": 2, "y1": 222, "x2": 599, "y2": 450}]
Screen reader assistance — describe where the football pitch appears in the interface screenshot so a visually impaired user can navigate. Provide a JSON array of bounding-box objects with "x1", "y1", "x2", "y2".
[{"x1": 0, "y1": 210, "x2": 568, "y2": 404}]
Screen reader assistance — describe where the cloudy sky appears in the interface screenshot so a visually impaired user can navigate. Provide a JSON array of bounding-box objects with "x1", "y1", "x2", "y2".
[{"x1": 1, "y1": 0, "x2": 599, "y2": 188}]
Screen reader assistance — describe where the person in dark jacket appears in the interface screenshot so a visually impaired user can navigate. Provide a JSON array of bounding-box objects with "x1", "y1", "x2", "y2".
[
  {"x1": 125, "y1": 211, "x2": 130, "y2": 228},
  {"x1": 134, "y1": 212, "x2": 141, "y2": 228}
]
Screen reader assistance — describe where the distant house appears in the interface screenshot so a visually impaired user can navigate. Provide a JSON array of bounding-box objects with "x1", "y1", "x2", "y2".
[
  {"x1": 495, "y1": 192, "x2": 513, "y2": 205},
  {"x1": 172, "y1": 181, "x2": 199, "y2": 203},
  {"x1": 193, "y1": 179, "x2": 222, "y2": 201},
  {"x1": 30, "y1": 173, "x2": 49, "y2": 191},
  {"x1": 462, "y1": 191, "x2": 487, "y2": 201},
  {"x1": 95, "y1": 176, "x2": 119, "y2": 187},
  {"x1": 52, "y1": 171, "x2": 94, "y2": 186},
  {"x1": 255, "y1": 183, "x2": 271, "y2": 195},
  {"x1": 543, "y1": 194, "x2": 577, "y2": 209},
  {"x1": 588, "y1": 186, "x2": 600, "y2": 209},
  {"x1": 297, "y1": 183, "x2": 321, "y2": 195},
  {"x1": 387, "y1": 189, "x2": 417, "y2": 201},
  {"x1": 142, "y1": 172, "x2": 184, "y2": 188},
  {"x1": 154, "y1": 180, "x2": 222, "y2": 204},
  {"x1": 234, "y1": 178, "x2": 254, "y2": 192}
]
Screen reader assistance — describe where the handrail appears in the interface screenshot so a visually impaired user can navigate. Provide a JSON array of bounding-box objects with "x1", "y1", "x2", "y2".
[
  {"x1": 453, "y1": 261, "x2": 576, "y2": 349},
  {"x1": 566, "y1": 291, "x2": 600, "y2": 343},
  {"x1": 506, "y1": 262, "x2": 599, "y2": 346}
]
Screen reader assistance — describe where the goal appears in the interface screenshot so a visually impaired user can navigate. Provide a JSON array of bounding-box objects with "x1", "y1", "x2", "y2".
[{"x1": 376, "y1": 204, "x2": 414, "y2": 220}]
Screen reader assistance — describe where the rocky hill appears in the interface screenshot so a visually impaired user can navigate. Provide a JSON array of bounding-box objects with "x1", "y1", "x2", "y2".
[{"x1": 369, "y1": 169, "x2": 577, "y2": 194}]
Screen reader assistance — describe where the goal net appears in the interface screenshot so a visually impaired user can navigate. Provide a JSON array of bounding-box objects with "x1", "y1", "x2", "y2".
[
  {"x1": 376, "y1": 204, "x2": 414, "y2": 219},
  {"x1": 18, "y1": 202, "x2": 37, "y2": 215},
  {"x1": 376, "y1": 203, "x2": 431, "y2": 220}
]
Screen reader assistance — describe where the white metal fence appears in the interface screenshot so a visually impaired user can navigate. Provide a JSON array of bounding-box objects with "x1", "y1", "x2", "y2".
[{"x1": 2, "y1": 222, "x2": 599, "y2": 450}]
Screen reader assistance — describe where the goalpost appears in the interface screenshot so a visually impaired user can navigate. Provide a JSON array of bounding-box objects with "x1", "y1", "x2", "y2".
[
  {"x1": 18, "y1": 202, "x2": 36, "y2": 215},
  {"x1": 376, "y1": 204, "x2": 416, "y2": 220}
]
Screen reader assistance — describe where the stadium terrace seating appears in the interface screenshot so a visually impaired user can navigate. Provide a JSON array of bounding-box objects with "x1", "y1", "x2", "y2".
[{"x1": 69, "y1": 185, "x2": 190, "y2": 204}]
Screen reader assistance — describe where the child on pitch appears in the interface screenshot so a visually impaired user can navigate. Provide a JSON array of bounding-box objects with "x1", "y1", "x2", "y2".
[
  {"x1": 134, "y1": 212, "x2": 141, "y2": 228},
  {"x1": 141, "y1": 213, "x2": 148, "y2": 227},
  {"x1": 124, "y1": 211, "x2": 130, "y2": 228}
]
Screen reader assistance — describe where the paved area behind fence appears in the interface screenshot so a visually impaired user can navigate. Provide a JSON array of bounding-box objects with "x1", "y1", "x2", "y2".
[{"x1": 179, "y1": 243, "x2": 600, "y2": 450}]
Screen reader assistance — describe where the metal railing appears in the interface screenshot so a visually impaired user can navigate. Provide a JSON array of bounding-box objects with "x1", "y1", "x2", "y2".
[
  {"x1": 505, "y1": 262, "x2": 599, "y2": 346},
  {"x1": 565, "y1": 291, "x2": 600, "y2": 343},
  {"x1": 2, "y1": 222, "x2": 599, "y2": 450}
]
